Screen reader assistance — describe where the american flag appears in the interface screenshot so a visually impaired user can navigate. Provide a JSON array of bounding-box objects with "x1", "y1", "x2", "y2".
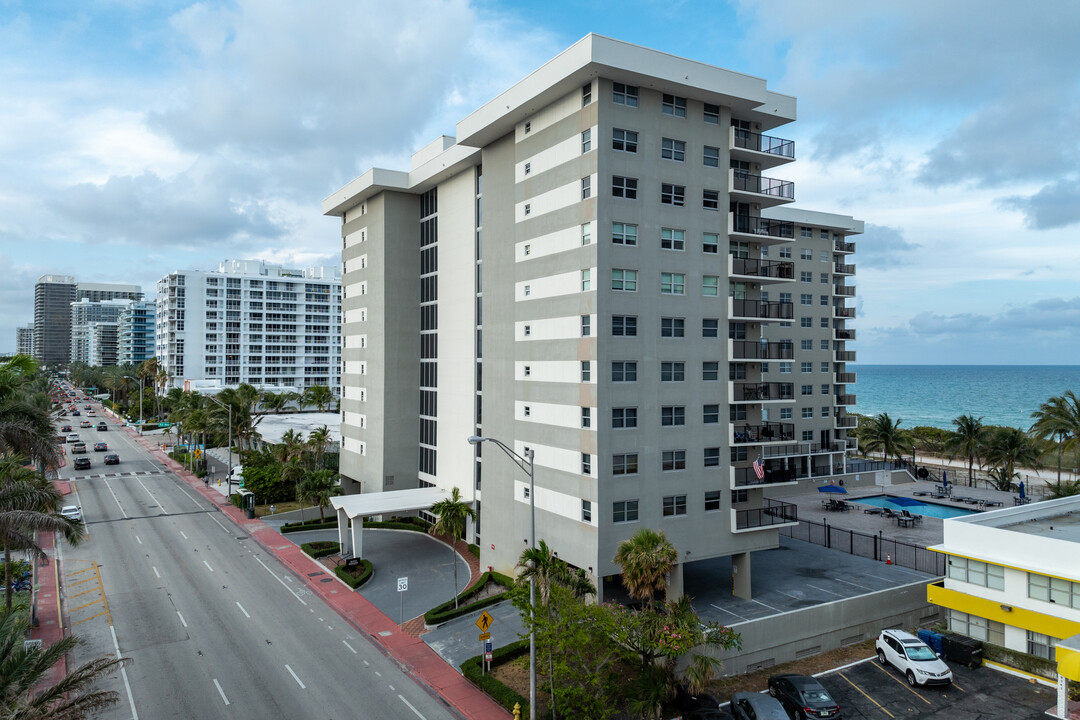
[{"x1": 752, "y1": 456, "x2": 765, "y2": 480}]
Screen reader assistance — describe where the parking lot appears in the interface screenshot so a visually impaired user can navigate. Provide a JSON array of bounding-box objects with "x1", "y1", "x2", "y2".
[{"x1": 816, "y1": 658, "x2": 1055, "y2": 719}]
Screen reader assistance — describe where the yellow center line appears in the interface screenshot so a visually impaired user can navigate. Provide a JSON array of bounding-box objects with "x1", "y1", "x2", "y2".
[
  {"x1": 871, "y1": 661, "x2": 933, "y2": 704},
  {"x1": 839, "y1": 672, "x2": 894, "y2": 718}
]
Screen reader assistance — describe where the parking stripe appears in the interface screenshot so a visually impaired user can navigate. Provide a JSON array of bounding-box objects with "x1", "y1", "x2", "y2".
[
  {"x1": 870, "y1": 661, "x2": 933, "y2": 704},
  {"x1": 838, "y1": 672, "x2": 894, "y2": 718}
]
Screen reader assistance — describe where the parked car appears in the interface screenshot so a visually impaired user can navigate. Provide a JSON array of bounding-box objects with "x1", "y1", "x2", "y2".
[
  {"x1": 97, "y1": 422, "x2": 108, "y2": 431},
  {"x1": 684, "y1": 710, "x2": 734, "y2": 720},
  {"x1": 93, "y1": 442, "x2": 107, "y2": 452},
  {"x1": 730, "y1": 692, "x2": 788, "y2": 720},
  {"x1": 73, "y1": 457, "x2": 91, "y2": 470},
  {"x1": 60, "y1": 505, "x2": 82, "y2": 521},
  {"x1": 104, "y1": 454, "x2": 120, "y2": 465},
  {"x1": 60, "y1": 424, "x2": 72, "y2": 432},
  {"x1": 876, "y1": 629, "x2": 953, "y2": 687},
  {"x1": 676, "y1": 685, "x2": 722, "y2": 712},
  {"x1": 71, "y1": 443, "x2": 87, "y2": 454},
  {"x1": 768, "y1": 674, "x2": 842, "y2": 719}
]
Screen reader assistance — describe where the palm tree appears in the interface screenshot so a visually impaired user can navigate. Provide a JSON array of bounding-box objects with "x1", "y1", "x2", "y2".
[
  {"x1": 428, "y1": 487, "x2": 476, "y2": 608},
  {"x1": 260, "y1": 391, "x2": 289, "y2": 415},
  {"x1": 308, "y1": 426, "x2": 331, "y2": 469},
  {"x1": 0, "y1": 356, "x2": 60, "y2": 473},
  {"x1": 945, "y1": 414, "x2": 987, "y2": 487},
  {"x1": 859, "y1": 413, "x2": 912, "y2": 465},
  {"x1": 984, "y1": 427, "x2": 1041, "y2": 493},
  {"x1": 284, "y1": 391, "x2": 304, "y2": 412},
  {"x1": 613, "y1": 528, "x2": 678, "y2": 606},
  {"x1": 299, "y1": 470, "x2": 341, "y2": 522},
  {"x1": 303, "y1": 385, "x2": 334, "y2": 413},
  {"x1": 1030, "y1": 392, "x2": 1080, "y2": 484},
  {"x1": 282, "y1": 459, "x2": 307, "y2": 516}
]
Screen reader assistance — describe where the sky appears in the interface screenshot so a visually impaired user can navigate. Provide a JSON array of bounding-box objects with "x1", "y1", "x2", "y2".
[{"x1": 1, "y1": 0, "x2": 1078, "y2": 364}]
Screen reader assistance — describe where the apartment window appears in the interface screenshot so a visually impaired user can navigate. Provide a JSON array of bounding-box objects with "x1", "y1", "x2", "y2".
[
  {"x1": 800, "y1": 247, "x2": 813, "y2": 259},
  {"x1": 801, "y1": 317, "x2": 813, "y2": 328},
  {"x1": 731, "y1": 489, "x2": 749, "y2": 504},
  {"x1": 661, "y1": 138, "x2": 685, "y2": 161},
  {"x1": 704, "y1": 490, "x2": 722, "y2": 510},
  {"x1": 703, "y1": 361, "x2": 718, "y2": 381},
  {"x1": 662, "y1": 450, "x2": 687, "y2": 471},
  {"x1": 661, "y1": 183, "x2": 685, "y2": 206},
  {"x1": 702, "y1": 276, "x2": 719, "y2": 297},
  {"x1": 821, "y1": 251, "x2": 829, "y2": 262},
  {"x1": 800, "y1": 227, "x2": 812, "y2": 238},
  {"x1": 821, "y1": 273, "x2": 830, "y2": 284},
  {"x1": 612, "y1": 176, "x2": 638, "y2": 199},
  {"x1": 612, "y1": 407, "x2": 638, "y2": 428},
  {"x1": 801, "y1": 362, "x2": 812, "y2": 373},
  {"x1": 612, "y1": 315, "x2": 637, "y2": 336},
  {"x1": 524, "y1": 203, "x2": 531, "y2": 215},
  {"x1": 704, "y1": 103, "x2": 720, "y2": 124},
  {"x1": 662, "y1": 93, "x2": 687, "y2": 117},
  {"x1": 612, "y1": 269, "x2": 638, "y2": 292},
  {"x1": 822, "y1": 384, "x2": 830, "y2": 395},
  {"x1": 800, "y1": 271, "x2": 812, "y2": 283},
  {"x1": 581, "y1": 315, "x2": 591, "y2": 336},
  {"x1": 613, "y1": 500, "x2": 639, "y2": 523},
  {"x1": 523, "y1": 244, "x2": 531, "y2": 256},
  {"x1": 703, "y1": 404, "x2": 720, "y2": 424},
  {"x1": 802, "y1": 407, "x2": 813, "y2": 419},
  {"x1": 660, "y1": 273, "x2": 685, "y2": 295},
  {"x1": 663, "y1": 495, "x2": 687, "y2": 517},
  {"x1": 613, "y1": 82, "x2": 639, "y2": 107},
  {"x1": 801, "y1": 385, "x2": 813, "y2": 395},
  {"x1": 731, "y1": 446, "x2": 747, "y2": 462},
  {"x1": 661, "y1": 317, "x2": 685, "y2": 337},
  {"x1": 523, "y1": 406, "x2": 531, "y2": 417},
  {"x1": 581, "y1": 407, "x2": 591, "y2": 428},
  {"x1": 947, "y1": 610, "x2": 1004, "y2": 646},
  {"x1": 801, "y1": 339, "x2": 813, "y2": 351},
  {"x1": 780, "y1": 362, "x2": 792, "y2": 374},
  {"x1": 660, "y1": 362, "x2": 685, "y2": 382},
  {"x1": 581, "y1": 361, "x2": 591, "y2": 382},
  {"x1": 802, "y1": 430, "x2": 814, "y2": 441},
  {"x1": 582, "y1": 453, "x2": 591, "y2": 475},
  {"x1": 524, "y1": 325, "x2": 531, "y2": 337},
  {"x1": 822, "y1": 406, "x2": 830, "y2": 417},
  {"x1": 821, "y1": 317, "x2": 830, "y2": 328},
  {"x1": 611, "y1": 361, "x2": 637, "y2": 382},
  {"x1": 661, "y1": 228, "x2": 685, "y2": 251},
  {"x1": 704, "y1": 448, "x2": 721, "y2": 468},
  {"x1": 581, "y1": 176, "x2": 592, "y2": 199},
  {"x1": 581, "y1": 222, "x2": 592, "y2": 245},
  {"x1": 730, "y1": 404, "x2": 747, "y2": 421},
  {"x1": 703, "y1": 146, "x2": 720, "y2": 167},
  {"x1": 612, "y1": 128, "x2": 638, "y2": 153},
  {"x1": 778, "y1": 246, "x2": 792, "y2": 258},
  {"x1": 612, "y1": 453, "x2": 639, "y2": 475},
  {"x1": 821, "y1": 362, "x2": 830, "y2": 373},
  {"x1": 582, "y1": 82, "x2": 592, "y2": 106},
  {"x1": 800, "y1": 293, "x2": 812, "y2": 306},
  {"x1": 703, "y1": 233, "x2": 719, "y2": 254},
  {"x1": 524, "y1": 162, "x2": 531, "y2": 176},
  {"x1": 1029, "y1": 573, "x2": 1080, "y2": 607},
  {"x1": 581, "y1": 269, "x2": 592, "y2": 291},
  {"x1": 581, "y1": 129, "x2": 592, "y2": 153},
  {"x1": 661, "y1": 406, "x2": 686, "y2": 426},
  {"x1": 702, "y1": 189, "x2": 720, "y2": 211},
  {"x1": 729, "y1": 363, "x2": 746, "y2": 381},
  {"x1": 702, "y1": 318, "x2": 719, "y2": 337},
  {"x1": 523, "y1": 365, "x2": 531, "y2": 377},
  {"x1": 821, "y1": 339, "x2": 830, "y2": 350},
  {"x1": 612, "y1": 222, "x2": 638, "y2": 245},
  {"x1": 523, "y1": 284, "x2": 531, "y2": 297},
  {"x1": 821, "y1": 295, "x2": 829, "y2": 306},
  {"x1": 524, "y1": 121, "x2": 531, "y2": 134},
  {"x1": 581, "y1": 499, "x2": 592, "y2": 522},
  {"x1": 780, "y1": 408, "x2": 793, "y2": 420},
  {"x1": 1027, "y1": 631, "x2": 1058, "y2": 661}
]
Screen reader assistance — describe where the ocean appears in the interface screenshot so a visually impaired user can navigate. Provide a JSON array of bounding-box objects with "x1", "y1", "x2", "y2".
[{"x1": 851, "y1": 365, "x2": 1080, "y2": 430}]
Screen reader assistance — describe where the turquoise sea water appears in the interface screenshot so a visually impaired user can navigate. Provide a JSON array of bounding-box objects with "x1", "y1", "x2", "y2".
[
  {"x1": 849, "y1": 494, "x2": 978, "y2": 519},
  {"x1": 852, "y1": 365, "x2": 1080, "y2": 430}
]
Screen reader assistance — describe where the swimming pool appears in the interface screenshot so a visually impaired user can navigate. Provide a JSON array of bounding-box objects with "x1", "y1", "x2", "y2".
[{"x1": 850, "y1": 495, "x2": 979, "y2": 519}]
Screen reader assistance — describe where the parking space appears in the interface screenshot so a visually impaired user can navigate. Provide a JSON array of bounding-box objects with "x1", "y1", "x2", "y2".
[{"x1": 818, "y1": 658, "x2": 1055, "y2": 719}]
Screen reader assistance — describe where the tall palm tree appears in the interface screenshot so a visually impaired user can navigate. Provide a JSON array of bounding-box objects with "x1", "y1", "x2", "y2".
[
  {"x1": 303, "y1": 385, "x2": 334, "y2": 413},
  {"x1": 260, "y1": 391, "x2": 289, "y2": 415},
  {"x1": 945, "y1": 414, "x2": 987, "y2": 487},
  {"x1": 428, "y1": 487, "x2": 476, "y2": 608},
  {"x1": 858, "y1": 413, "x2": 912, "y2": 465},
  {"x1": 984, "y1": 427, "x2": 1041, "y2": 493},
  {"x1": 299, "y1": 470, "x2": 341, "y2": 522},
  {"x1": 281, "y1": 459, "x2": 307, "y2": 517},
  {"x1": 1030, "y1": 391, "x2": 1080, "y2": 484},
  {"x1": 0, "y1": 356, "x2": 60, "y2": 472},
  {"x1": 308, "y1": 426, "x2": 331, "y2": 469},
  {"x1": 613, "y1": 528, "x2": 678, "y2": 606}
]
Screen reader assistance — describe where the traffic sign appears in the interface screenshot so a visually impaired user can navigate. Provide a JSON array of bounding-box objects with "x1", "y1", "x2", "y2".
[
  {"x1": 475, "y1": 610, "x2": 494, "y2": 632},
  {"x1": 193, "y1": 449, "x2": 202, "y2": 459},
  {"x1": 478, "y1": 632, "x2": 491, "y2": 642},
  {"x1": 397, "y1": 577, "x2": 408, "y2": 592}
]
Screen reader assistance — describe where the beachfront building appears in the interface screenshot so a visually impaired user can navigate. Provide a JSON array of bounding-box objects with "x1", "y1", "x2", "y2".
[
  {"x1": 117, "y1": 300, "x2": 156, "y2": 366},
  {"x1": 86, "y1": 322, "x2": 119, "y2": 367},
  {"x1": 15, "y1": 325, "x2": 34, "y2": 357},
  {"x1": 70, "y1": 298, "x2": 129, "y2": 365},
  {"x1": 33, "y1": 275, "x2": 76, "y2": 365},
  {"x1": 325, "y1": 34, "x2": 861, "y2": 600},
  {"x1": 155, "y1": 259, "x2": 341, "y2": 395},
  {"x1": 928, "y1": 496, "x2": 1080, "y2": 717}
]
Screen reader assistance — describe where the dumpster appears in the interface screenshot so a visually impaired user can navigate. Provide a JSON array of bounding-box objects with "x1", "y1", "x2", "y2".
[
  {"x1": 917, "y1": 629, "x2": 944, "y2": 657},
  {"x1": 942, "y1": 633, "x2": 983, "y2": 668}
]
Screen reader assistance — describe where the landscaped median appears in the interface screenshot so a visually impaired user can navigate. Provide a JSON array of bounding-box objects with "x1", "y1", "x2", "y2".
[
  {"x1": 424, "y1": 570, "x2": 514, "y2": 626},
  {"x1": 460, "y1": 639, "x2": 530, "y2": 717},
  {"x1": 280, "y1": 515, "x2": 433, "y2": 534},
  {"x1": 298, "y1": 540, "x2": 374, "y2": 589}
]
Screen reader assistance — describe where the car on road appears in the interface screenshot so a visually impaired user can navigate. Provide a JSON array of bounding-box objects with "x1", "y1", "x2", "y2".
[
  {"x1": 104, "y1": 454, "x2": 120, "y2": 465},
  {"x1": 79, "y1": 420, "x2": 92, "y2": 428},
  {"x1": 61, "y1": 424, "x2": 72, "y2": 432},
  {"x1": 93, "y1": 442, "x2": 107, "y2": 452},
  {"x1": 71, "y1": 442, "x2": 87, "y2": 454},
  {"x1": 730, "y1": 692, "x2": 788, "y2": 720},
  {"x1": 97, "y1": 422, "x2": 107, "y2": 431},
  {"x1": 71, "y1": 410, "x2": 80, "y2": 416},
  {"x1": 60, "y1": 505, "x2": 82, "y2": 521},
  {"x1": 67, "y1": 433, "x2": 79, "y2": 442},
  {"x1": 83, "y1": 404, "x2": 91, "y2": 410},
  {"x1": 73, "y1": 457, "x2": 91, "y2": 470},
  {"x1": 768, "y1": 673, "x2": 842, "y2": 719},
  {"x1": 876, "y1": 629, "x2": 953, "y2": 687}
]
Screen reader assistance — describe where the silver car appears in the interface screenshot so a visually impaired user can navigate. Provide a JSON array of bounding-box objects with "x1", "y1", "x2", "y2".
[{"x1": 59, "y1": 505, "x2": 82, "y2": 522}]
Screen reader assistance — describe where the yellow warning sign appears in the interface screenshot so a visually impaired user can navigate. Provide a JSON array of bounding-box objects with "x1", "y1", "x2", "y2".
[
  {"x1": 475, "y1": 610, "x2": 494, "y2": 632},
  {"x1": 193, "y1": 449, "x2": 202, "y2": 459},
  {"x1": 478, "y1": 632, "x2": 491, "y2": 642}
]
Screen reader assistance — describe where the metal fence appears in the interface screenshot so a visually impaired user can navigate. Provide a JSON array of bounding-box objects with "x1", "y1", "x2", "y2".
[{"x1": 780, "y1": 519, "x2": 946, "y2": 577}]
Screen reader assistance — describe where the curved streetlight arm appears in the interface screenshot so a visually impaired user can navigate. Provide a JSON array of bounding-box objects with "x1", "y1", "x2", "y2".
[{"x1": 467, "y1": 435, "x2": 533, "y2": 476}]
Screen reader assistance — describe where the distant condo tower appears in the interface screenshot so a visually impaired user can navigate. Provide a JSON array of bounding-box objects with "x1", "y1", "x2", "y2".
[{"x1": 325, "y1": 34, "x2": 861, "y2": 601}]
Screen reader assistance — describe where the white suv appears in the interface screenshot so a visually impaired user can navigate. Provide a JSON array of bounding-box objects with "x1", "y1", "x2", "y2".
[{"x1": 876, "y1": 629, "x2": 952, "y2": 687}]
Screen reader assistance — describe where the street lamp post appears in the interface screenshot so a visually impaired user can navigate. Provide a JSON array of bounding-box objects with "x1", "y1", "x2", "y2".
[
  {"x1": 467, "y1": 435, "x2": 535, "y2": 720},
  {"x1": 207, "y1": 395, "x2": 234, "y2": 498},
  {"x1": 122, "y1": 375, "x2": 143, "y2": 428}
]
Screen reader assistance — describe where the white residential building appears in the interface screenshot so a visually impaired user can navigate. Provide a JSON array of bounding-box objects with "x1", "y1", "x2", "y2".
[{"x1": 70, "y1": 299, "x2": 129, "y2": 365}]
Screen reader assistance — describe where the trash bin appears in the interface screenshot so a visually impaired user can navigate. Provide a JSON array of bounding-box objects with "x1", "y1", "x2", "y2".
[
  {"x1": 917, "y1": 629, "x2": 944, "y2": 657},
  {"x1": 942, "y1": 633, "x2": 983, "y2": 668}
]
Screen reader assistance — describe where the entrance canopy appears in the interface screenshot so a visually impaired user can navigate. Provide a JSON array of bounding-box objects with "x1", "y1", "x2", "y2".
[{"x1": 330, "y1": 487, "x2": 460, "y2": 558}]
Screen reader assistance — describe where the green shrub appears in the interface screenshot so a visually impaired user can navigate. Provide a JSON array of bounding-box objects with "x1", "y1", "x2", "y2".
[
  {"x1": 281, "y1": 519, "x2": 339, "y2": 533},
  {"x1": 334, "y1": 559, "x2": 373, "y2": 588},
  {"x1": 362, "y1": 520, "x2": 430, "y2": 532},
  {"x1": 982, "y1": 641, "x2": 1058, "y2": 679},
  {"x1": 301, "y1": 541, "x2": 340, "y2": 559},
  {"x1": 467, "y1": 543, "x2": 480, "y2": 558},
  {"x1": 424, "y1": 571, "x2": 514, "y2": 625},
  {"x1": 461, "y1": 639, "x2": 530, "y2": 716}
]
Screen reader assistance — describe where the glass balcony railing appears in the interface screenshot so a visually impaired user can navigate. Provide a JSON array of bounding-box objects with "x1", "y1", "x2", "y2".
[
  {"x1": 732, "y1": 130, "x2": 796, "y2": 158},
  {"x1": 732, "y1": 382, "x2": 795, "y2": 402},
  {"x1": 731, "y1": 340, "x2": 794, "y2": 360},
  {"x1": 731, "y1": 257, "x2": 795, "y2": 280},
  {"x1": 730, "y1": 215, "x2": 795, "y2": 238},
  {"x1": 735, "y1": 498, "x2": 798, "y2": 530},
  {"x1": 731, "y1": 299, "x2": 794, "y2": 320},
  {"x1": 733, "y1": 422, "x2": 795, "y2": 443}
]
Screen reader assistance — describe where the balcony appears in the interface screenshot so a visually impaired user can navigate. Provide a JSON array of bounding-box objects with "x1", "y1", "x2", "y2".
[
  {"x1": 734, "y1": 498, "x2": 798, "y2": 531},
  {"x1": 834, "y1": 328, "x2": 856, "y2": 341},
  {"x1": 833, "y1": 284, "x2": 855, "y2": 297},
  {"x1": 835, "y1": 372, "x2": 857, "y2": 384},
  {"x1": 833, "y1": 305, "x2": 855, "y2": 319},
  {"x1": 730, "y1": 257, "x2": 794, "y2": 283},
  {"x1": 834, "y1": 239, "x2": 856, "y2": 253},
  {"x1": 730, "y1": 298, "x2": 794, "y2": 321},
  {"x1": 763, "y1": 441, "x2": 845, "y2": 458},
  {"x1": 730, "y1": 170, "x2": 795, "y2": 208},
  {"x1": 835, "y1": 394, "x2": 857, "y2": 405},
  {"x1": 846, "y1": 436, "x2": 859, "y2": 449},
  {"x1": 733, "y1": 422, "x2": 795, "y2": 444},
  {"x1": 728, "y1": 214, "x2": 795, "y2": 245},
  {"x1": 729, "y1": 128, "x2": 796, "y2": 169},
  {"x1": 835, "y1": 415, "x2": 857, "y2": 429},
  {"x1": 834, "y1": 262, "x2": 855, "y2": 275},
  {"x1": 730, "y1": 339, "x2": 793, "y2": 361},
  {"x1": 835, "y1": 350, "x2": 857, "y2": 362},
  {"x1": 733, "y1": 466, "x2": 797, "y2": 487},
  {"x1": 731, "y1": 382, "x2": 794, "y2": 402}
]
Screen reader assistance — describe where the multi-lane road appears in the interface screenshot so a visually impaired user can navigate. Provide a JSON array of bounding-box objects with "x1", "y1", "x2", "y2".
[{"x1": 56, "y1": 407, "x2": 457, "y2": 720}]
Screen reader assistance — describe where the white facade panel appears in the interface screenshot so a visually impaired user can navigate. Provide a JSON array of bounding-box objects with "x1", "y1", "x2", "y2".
[
  {"x1": 515, "y1": 440, "x2": 583, "y2": 477},
  {"x1": 515, "y1": 127, "x2": 597, "y2": 182},
  {"x1": 515, "y1": 177, "x2": 594, "y2": 223},
  {"x1": 514, "y1": 479, "x2": 590, "y2": 525},
  {"x1": 516, "y1": 361, "x2": 591, "y2": 384},
  {"x1": 516, "y1": 401, "x2": 593, "y2": 430},
  {"x1": 516, "y1": 315, "x2": 588, "y2": 342},
  {"x1": 516, "y1": 268, "x2": 591, "y2": 302}
]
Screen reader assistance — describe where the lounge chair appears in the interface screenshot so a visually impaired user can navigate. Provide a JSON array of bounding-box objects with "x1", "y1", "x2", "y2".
[{"x1": 901, "y1": 509, "x2": 923, "y2": 525}]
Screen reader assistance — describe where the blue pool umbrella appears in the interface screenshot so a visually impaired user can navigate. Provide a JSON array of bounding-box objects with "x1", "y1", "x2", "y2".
[
  {"x1": 1019, "y1": 481, "x2": 1026, "y2": 499},
  {"x1": 891, "y1": 496, "x2": 924, "y2": 507},
  {"x1": 942, "y1": 470, "x2": 947, "y2": 486},
  {"x1": 818, "y1": 485, "x2": 848, "y2": 494}
]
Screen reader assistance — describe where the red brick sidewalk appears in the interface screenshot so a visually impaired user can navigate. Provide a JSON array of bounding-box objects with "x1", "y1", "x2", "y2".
[{"x1": 30, "y1": 514, "x2": 66, "y2": 688}]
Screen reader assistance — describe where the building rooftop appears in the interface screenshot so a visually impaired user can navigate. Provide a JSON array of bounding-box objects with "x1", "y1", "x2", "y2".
[{"x1": 997, "y1": 509, "x2": 1080, "y2": 544}]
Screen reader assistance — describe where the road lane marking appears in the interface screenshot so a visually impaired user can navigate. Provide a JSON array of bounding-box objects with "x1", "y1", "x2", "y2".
[
  {"x1": 343, "y1": 640, "x2": 357, "y2": 654},
  {"x1": 203, "y1": 560, "x2": 214, "y2": 573},
  {"x1": 806, "y1": 582, "x2": 844, "y2": 597},
  {"x1": 213, "y1": 679, "x2": 230, "y2": 706},
  {"x1": 236, "y1": 602, "x2": 250, "y2": 618},
  {"x1": 180, "y1": 531, "x2": 188, "y2": 539},
  {"x1": 177, "y1": 611, "x2": 188, "y2": 628},
  {"x1": 152, "y1": 566, "x2": 160, "y2": 579},
  {"x1": 101, "y1": 477, "x2": 129, "y2": 518},
  {"x1": 134, "y1": 475, "x2": 168, "y2": 514},
  {"x1": 870, "y1": 661, "x2": 932, "y2": 704},
  {"x1": 111, "y1": 625, "x2": 139, "y2": 720},
  {"x1": 838, "y1": 672, "x2": 894, "y2": 718},
  {"x1": 374, "y1": 671, "x2": 382, "y2": 677},
  {"x1": 389, "y1": 684, "x2": 395, "y2": 691},
  {"x1": 399, "y1": 695, "x2": 427, "y2": 719},
  {"x1": 253, "y1": 556, "x2": 307, "y2": 606},
  {"x1": 209, "y1": 515, "x2": 230, "y2": 533},
  {"x1": 285, "y1": 664, "x2": 306, "y2": 689},
  {"x1": 171, "y1": 481, "x2": 206, "y2": 510},
  {"x1": 135, "y1": 535, "x2": 142, "y2": 545},
  {"x1": 362, "y1": 660, "x2": 369, "y2": 667}
]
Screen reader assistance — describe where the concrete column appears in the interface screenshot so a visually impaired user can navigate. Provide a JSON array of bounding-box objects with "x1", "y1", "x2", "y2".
[
  {"x1": 732, "y1": 552, "x2": 751, "y2": 600},
  {"x1": 337, "y1": 507, "x2": 349, "y2": 555},
  {"x1": 667, "y1": 562, "x2": 685, "y2": 602},
  {"x1": 351, "y1": 516, "x2": 364, "y2": 559},
  {"x1": 1057, "y1": 673, "x2": 1067, "y2": 719}
]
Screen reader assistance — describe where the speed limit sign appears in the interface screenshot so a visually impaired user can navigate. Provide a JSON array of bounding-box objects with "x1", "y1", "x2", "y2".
[{"x1": 397, "y1": 577, "x2": 408, "y2": 592}]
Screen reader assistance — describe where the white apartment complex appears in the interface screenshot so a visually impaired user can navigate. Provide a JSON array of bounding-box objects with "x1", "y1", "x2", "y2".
[
  {"x1": 155, "y1": 259, "x2": 341, "y2": 394},
  {"x1": 117, "y1": 300, "x2": 156, "y2": 366},
  {"x1": 326, "y1": 35, "x2": 860, "y2": 600},
  {"x1": 70, "y1": 298, "x2": 129, "y2": 365},
  {"x1": 15, "y1": 325, "x2": 33, "y2": 356}
]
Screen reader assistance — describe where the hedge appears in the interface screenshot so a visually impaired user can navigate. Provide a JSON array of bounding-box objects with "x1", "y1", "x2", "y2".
[
  {"x1": 301, "y1": 541, "x2": 340, "y2": 559},
  {"x1": 467, "y1": 543, "x2": 480, "y2": 558},
  {"x1": 363, "y1": 520, "x2": 430, "y2": 532},
  {"x1": 281, "y1": 519, "x2": 338, "y2": 533},
  {"x1": 334, "y1": 559, "x2": 373, "y2": 588},
  {"x1": 424, "y1": 570, "x2": 515, "y2": 625},
  {"x1": 461, "y1": 639, "x2": 530, "y2": 716},
  {"x1": 281, "y1": 516, "x2": 434, "y2": 534}
]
